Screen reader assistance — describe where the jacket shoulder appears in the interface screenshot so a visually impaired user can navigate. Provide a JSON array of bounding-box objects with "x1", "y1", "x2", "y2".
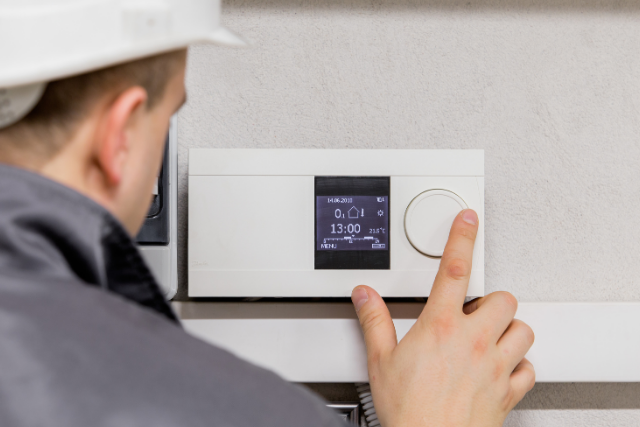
[{"x1": 0, "y1": 274, "x2": 346, "y2": 427}]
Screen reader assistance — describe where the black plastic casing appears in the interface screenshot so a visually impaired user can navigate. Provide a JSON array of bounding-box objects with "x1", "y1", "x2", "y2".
[{"x1": 136, "y1": 136, "x2": 169, "y2": 245}]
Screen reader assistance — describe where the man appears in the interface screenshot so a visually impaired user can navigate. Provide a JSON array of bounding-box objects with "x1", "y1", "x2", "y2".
[{"x1": 0, "y1": 1, "x2": 535, "y2": 426}]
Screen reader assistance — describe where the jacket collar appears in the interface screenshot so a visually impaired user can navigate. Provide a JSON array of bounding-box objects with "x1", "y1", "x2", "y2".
[{"x1": 0, "y1": 164, "x2": 178, "y2": 323}]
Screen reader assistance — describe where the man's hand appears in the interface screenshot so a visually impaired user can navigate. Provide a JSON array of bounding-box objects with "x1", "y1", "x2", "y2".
[{"x1": 351, "y1": 209, "x2": 535, "y2": 427}]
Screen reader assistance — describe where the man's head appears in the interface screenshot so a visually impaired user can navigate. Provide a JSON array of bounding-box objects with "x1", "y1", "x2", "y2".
[{"x1": 0, "y1": 49, "x2": 187, "y2": 236}]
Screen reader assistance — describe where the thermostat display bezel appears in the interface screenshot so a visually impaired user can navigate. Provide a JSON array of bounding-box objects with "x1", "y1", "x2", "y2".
[{"x1": 314, "y1": 176, "x2": 390, "y2": 270}]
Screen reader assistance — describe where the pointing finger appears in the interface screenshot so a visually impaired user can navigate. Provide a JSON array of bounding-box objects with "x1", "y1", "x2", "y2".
[{"x1": 425, "y1": 209, "x2": 479, "y2": 319}]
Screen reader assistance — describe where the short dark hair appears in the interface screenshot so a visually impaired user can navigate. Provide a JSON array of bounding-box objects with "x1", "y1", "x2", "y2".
[{"x1": 0, "y1": 49, "x2": 185, "y2": 164}]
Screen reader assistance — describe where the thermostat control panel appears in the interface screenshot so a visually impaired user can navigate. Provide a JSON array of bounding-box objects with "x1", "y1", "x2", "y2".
[{"x1": 188, "y1": 149, "x2": 483, "y2": 298}]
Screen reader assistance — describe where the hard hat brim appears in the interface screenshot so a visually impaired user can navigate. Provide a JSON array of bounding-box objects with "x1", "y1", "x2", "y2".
[
  {"x1": 0, "y1": 24, "x2": 248, "y2": 129},
  {"x1": 0, "y1": 26, "x2": 248, "y2": 89}
]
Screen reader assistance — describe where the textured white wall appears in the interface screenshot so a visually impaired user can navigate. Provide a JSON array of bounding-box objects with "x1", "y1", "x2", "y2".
[
  {"x1": 177, "y1": 0, "x2": 640, "y2": 423},
  {"x1": 505, "y1": 410, "x2": 640, "y2": 426}
]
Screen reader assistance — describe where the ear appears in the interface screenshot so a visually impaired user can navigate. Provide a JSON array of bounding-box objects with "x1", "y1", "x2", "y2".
[{"x1": 97, "y1": 87, "x2": 148, "y2": 187}]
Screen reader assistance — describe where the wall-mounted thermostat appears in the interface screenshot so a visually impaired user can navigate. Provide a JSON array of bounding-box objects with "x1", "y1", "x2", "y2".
[{"x1": 188, "y1": 149, "x2": 483, "y2": 298}]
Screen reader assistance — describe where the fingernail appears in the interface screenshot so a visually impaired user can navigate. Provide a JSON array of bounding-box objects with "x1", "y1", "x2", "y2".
[
  {"x1": 351, "y1": 287, "x2": 369, "y2": 313},
  {"x1": 462, "y1": 209, "x2": 477, "y2": 225}
]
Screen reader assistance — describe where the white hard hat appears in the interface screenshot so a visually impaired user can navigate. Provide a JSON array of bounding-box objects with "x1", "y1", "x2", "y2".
[{"x1": 0, "y1": 0, "x2": 246, "y2": 129}]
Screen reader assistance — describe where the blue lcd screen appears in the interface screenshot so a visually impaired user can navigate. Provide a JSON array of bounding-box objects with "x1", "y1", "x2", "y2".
[{"x1": 316, "y1": 195, "x2": 389, "y2": 251}]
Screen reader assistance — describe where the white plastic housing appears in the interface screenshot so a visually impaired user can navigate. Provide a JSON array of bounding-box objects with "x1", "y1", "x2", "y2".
[{"x1": 188, "y1": 149, "x2": 484, "y2": 298}]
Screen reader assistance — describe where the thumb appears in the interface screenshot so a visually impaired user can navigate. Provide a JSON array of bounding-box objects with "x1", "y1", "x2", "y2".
[{"x1": 352, "y1": 286, "x2": 397, "y2": 367}]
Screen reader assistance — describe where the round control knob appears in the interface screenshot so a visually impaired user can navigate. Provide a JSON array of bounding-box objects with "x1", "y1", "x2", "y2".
[{"x1": 404, "y1": 189, "x2": 468, "y2": 258}]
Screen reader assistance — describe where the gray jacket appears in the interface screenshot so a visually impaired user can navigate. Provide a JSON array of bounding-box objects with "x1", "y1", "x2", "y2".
[{"x1": 0, "y1": 164, "x2": 346, "y2": 427}]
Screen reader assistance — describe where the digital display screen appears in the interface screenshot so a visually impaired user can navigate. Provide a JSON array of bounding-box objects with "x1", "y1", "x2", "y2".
[{"x1": 316, "y1": 195, "x2": 389, "y2": 251}]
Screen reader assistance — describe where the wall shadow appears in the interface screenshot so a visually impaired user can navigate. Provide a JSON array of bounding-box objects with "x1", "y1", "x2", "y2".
[
  {"x1": 303, "y1": 383, "x2": 640, "y2": 410},
  {"x1": 225, "y1": 0, "x2": 640, "y2": 12},
  {"x1": 516, "y1": 383, "x2": 640, "y2": 410}
]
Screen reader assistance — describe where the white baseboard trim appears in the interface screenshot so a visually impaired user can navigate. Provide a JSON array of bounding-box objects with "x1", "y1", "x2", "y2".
[{"x1": 176, "y1": 302, "x2": 640, "y2": 383}]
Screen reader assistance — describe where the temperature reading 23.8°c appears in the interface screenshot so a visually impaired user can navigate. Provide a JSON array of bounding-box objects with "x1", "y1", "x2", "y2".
[{"x1": 316, "y1": 195, "x2": 389, "y2": 251}]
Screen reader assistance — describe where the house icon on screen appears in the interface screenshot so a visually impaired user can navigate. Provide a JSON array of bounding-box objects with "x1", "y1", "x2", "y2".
[{"x1": 348, "y1": 206, "x2": 359, "y2": 219}]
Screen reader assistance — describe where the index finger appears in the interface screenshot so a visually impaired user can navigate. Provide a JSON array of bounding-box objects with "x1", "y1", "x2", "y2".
[{"x1": 425, "y1": 209, "x2": 479, "y2": 317}]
